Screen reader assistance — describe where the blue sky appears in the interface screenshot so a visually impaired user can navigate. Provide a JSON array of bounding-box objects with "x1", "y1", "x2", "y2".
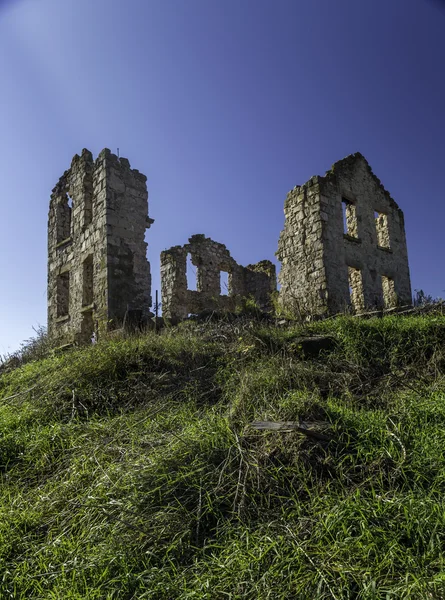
[{"x1": 0, "y1": 0, "x2": 444, "y2": 353}]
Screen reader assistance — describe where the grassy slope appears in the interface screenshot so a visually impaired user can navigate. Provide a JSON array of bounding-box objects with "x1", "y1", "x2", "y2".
[{"x1": 1, "y1": 315, "x2": 445, "y2": 599}]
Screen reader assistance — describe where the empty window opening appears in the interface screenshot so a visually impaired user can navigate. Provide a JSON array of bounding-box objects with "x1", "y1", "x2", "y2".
[
  {"x1": 220, "y1": 271, "x2": 229, "y2": 296},
  {"x1": 56, "y1": 194, "x2": 72, "y2": 243},
  {"x1": 56, "y1": 271, "x2": 70, "y2": 318},
  {"x1": 186, "y1": 253, "x2": 197, "y2": 291},
  {"x1": 82, "y1": 255, "x2": 94, "y2": 306},
  {"x1": 342, "y1": 198, "x2": 358, "y2": 238},
  {"x1": 375, "y1": 211, "x2": 390, "y2": 248},
  {"x1": 347, "y1": 266, "x2": 364, "y2": 312},
  {"x1": 381, "y1": 275, "x2": 397, "y2": 308},
  {"x1": 348, "y1": 283, "x2": 354, "y2": 303}
]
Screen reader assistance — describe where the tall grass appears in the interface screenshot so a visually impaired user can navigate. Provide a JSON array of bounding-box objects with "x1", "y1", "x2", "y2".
[{"x1": 0, "y1": 316, "x2": 445, "y2": 598}]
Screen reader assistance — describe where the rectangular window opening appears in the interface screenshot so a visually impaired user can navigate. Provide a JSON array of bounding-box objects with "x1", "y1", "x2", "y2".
[
  {"x1": 347, "y1": 266, "x2": 364, "y2": 312},
  {"x1": 220, "y1": 271, "x2": 229, "y2": 296},
  {"x1": 342, "y1": 197, "x2": 358, "y2": 238},
  {"x1": 82, "y1": 255, "x2": 94, "y2": 306},
  {"x1": 56, "y1": 194, "x2": 72, "y2": 243},
  {"x1": 57, "y1": 271, "x2": 70, "y2": 318},
  {"x1": 381, "y1": 275, "x2": 397, "y2": 308},
  {"x1": 375, "y1": 210, "x2": 390, "y2": 248},
  {"x1": 186, "y1": 253, "x2": 198, "y2": 291}
]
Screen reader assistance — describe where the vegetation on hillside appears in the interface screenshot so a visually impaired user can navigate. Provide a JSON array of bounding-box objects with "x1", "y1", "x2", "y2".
[{"x1": 1, "y1": 312, "x2": 445, "y2": 599}]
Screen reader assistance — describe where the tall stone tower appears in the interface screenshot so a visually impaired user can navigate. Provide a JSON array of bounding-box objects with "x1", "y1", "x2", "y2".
[
  {"x1": 277, "y1": 153, "x2": 411, "y2": 316},
  {"x1": 47, "y1": 148, "x2": 153, "y2": 345}
]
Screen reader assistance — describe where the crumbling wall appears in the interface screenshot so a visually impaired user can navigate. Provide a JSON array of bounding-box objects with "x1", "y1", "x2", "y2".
[
  {"x1": 277, "y1": 153, "x2": 412, "y2": 315},
  {"x1": 244, "y1": 260, "x2": 277, "y2": 309},
  {"x1": 48, "y1": 147, "x2": 412, "y2": 345},
  {"x1": 276, "y1": 176, "x2": 327, "y2": 316},
  {"x1": 48, "y1": 148, "x2": 153, "y2": 346},
  {"x1": 161, "y1": 235, "x2": 276, "y2": 321},
  {"x1": 103, "y1": 151, "x2": 153, "y2": 326}
]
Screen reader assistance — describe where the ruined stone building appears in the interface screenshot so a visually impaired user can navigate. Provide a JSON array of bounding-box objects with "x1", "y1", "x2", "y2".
[
  {"x1": 277, "y1": 153, "x2": 412, "y2": 315},
  {"x1": 47, "y1": 149, "x2": 412, "y2": 345},
  {"x1": 161, "y1": 235, "x2": 276, "y2": 322},
  {"x1": 48, "y1": 149, "x2": 153, "y2": 345}
]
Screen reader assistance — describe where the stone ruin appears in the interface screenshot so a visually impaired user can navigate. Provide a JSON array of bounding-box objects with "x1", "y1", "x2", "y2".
[
  {"x1": 48, "y1": 148, "x2": 153, "y2": 345},
  {"x1": 47, "y1": 149, "x2": 412, "y2": 345},
  {"x1": 277, "y1": 152, "x2": 412, "y2": 316},
  {"x1": 161, "y1": 235, "x2": 276, "y2": 322}
]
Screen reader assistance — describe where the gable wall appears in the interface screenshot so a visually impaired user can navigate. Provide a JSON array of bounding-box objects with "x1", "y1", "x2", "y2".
[
  {"x1": 321, "y1": 156, "x2": 411, "y2": 312},
  {"x1": 277, "y1": 154, "x2": 412, "y2": 316}
]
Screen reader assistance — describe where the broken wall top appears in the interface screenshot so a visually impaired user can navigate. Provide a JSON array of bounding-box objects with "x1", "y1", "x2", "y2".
[
  {"x1": 50, "y1": 148, "x2": 147, "y2": 199},
  {"x1": 283, "y1": 152, "x2": 405, "y2": 223}
]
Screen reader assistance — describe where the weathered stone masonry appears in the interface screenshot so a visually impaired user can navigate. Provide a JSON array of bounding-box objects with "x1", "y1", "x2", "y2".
[
  {"x1": 161, "y1": 235, "x2": 276, "y2": 322},
  {"x1": 48, "y1": 149, "x2": 412, "y2": 345},
  {"x1": 277, "y1": 153, "x2": 412, "y2": 315},
  {"x1": 48, "y1": 148, "x2": 153, "y2": 345}
]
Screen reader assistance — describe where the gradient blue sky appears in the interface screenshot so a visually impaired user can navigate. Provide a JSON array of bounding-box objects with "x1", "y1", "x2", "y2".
[{"x1": 1, "y1": 0, "x2": 444, "y2": 353}]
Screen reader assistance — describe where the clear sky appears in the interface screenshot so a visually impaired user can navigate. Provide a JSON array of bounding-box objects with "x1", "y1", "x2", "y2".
[{"x1": 0, "y1": 0, "x2": 444, "y2": 354}]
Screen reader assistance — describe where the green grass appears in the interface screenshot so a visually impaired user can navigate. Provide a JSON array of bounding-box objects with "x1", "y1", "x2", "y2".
[{"x1": 1, "y1": 315, "x2": 445, "y2": 598}]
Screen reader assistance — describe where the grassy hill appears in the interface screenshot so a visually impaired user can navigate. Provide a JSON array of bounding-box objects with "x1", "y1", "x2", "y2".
[{"x1": 1, "y1": 313, "x2": 445, "y2": 599}]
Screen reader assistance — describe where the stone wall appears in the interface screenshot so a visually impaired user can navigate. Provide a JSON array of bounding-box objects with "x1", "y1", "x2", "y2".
[
  {"x1": 277, "y1": 153, "x2": 412, "y2": 315},
  {"x1": 48, "y1": 149, "x2": 153, "y2": 346},
  {"x1": 161, "y1": 235, "x2": 276, "y2": 321},
  {"x1": 48, "y1": 148, "x2": 413, "y2": 344},
  {"x1": 104, "y1": 152, "x2": 153, "y2": 326}
]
